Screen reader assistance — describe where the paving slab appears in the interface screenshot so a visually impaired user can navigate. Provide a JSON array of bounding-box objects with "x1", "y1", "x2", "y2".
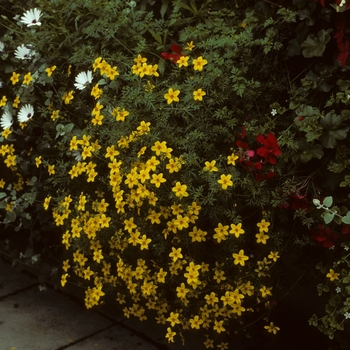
[
  {"x1": 65, "y1": 324, "x2": 159, "y2": 350},
  {"x1": 0, "y1": 258, "x2": 37, "y2": 297},
  {"x1": 0, "y1": 285, "x2": 112, "y2": 350}
]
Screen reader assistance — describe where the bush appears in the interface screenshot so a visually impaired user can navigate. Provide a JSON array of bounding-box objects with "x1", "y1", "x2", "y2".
[{"x1": 1, "y1": 0, "x2": 350, "y2": 347}]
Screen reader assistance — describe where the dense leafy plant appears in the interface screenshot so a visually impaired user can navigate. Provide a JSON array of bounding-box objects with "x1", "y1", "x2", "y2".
[{"x1": 1, "y1": 0, "x2": 350, "y2": 347}]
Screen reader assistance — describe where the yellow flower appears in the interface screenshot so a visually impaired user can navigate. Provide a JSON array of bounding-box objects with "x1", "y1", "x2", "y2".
[
  {"x1": 177, "y1": 56, "x2": 189, "y2": 67},
  {"x1": 172, "y1": 181, "x2": 188, "y2": 197},
  {"x1": 213, "y1": 320, "x2": 225, "y2": 334},
  {"x1": 232, "y1": 249, "x2": 249, "y2": 266},
  {"x1": 23, "y1": 72, "x2": 33, "y2": 85},
  {"x1": 67, "y1": 64, "x2": 72, "y2": 76},
  {"x1": 193, "y1": 88, "x2": 206, "y2": 101},
  {"x1": 186, "y1": 41, "x2": 195, "y2": 50},
  {"x1": 45, "y1": 65, "x2": 56, "y2": 77},
  {"x1": 2, "y1": 128, "x2": 12, "y2": 139},
  {"x1": 217, "y1": 174, "x2": 233, "y2": 190},
  {"x1": 13, "y1": 96, "x2": 20, "y2": 108},
  {"x1": 165, "y1": 327, "x2": 176, "y2": 343},
  {"x1": 260, "y1": 285, "x2": 272, "y2": 297},
  {"x1": 203, "y1": 160, "x2": 218, "y2": 172},
  {"x1": 227, "y1": 152, "x2": 239, "y2": 165},
  {"x1": 35, "y1": 156, "x2": 42, "y2": 168},
  {"x1": 91, "y1": 83, "x2": 103, "y2": 99},
  {"x1": 326, "y1": 269, "x2": 340, "y2": 281},
  {"x1": 0, "y1": 179, "x2": 5, "y2": 188},
  {"x1": 255, "y1": 232, "x2": 269, "y2": 244},
  {"x1": 264, "y1": 322, "x2": 280, "y2": 334},
  {"x1": 51, "y1": 110, "x2": 60, "y2": 121},
  {"x1": 268, "y1": 251, "x2": 280, "y2": 262},
  {"x1": 10, "y1": 72, "x2": 20, "y2": 85},
  {"x1": 48, "y1": 165, "x2": 55, "y2": 175},
  {"x1": 63, "y1": 90, "x2": 74, "y2": 104},
  {"x1": 43, "y1": 196, "x2": 51, "y2": 210},
  {"x1": 193, "y1": 56, "x2": 208, "y2": 71},
  {"x1": 61, "y1": 273, "x2": 69, "y2": 287},
  {"x1": 169, "y1": 247, "x2": 183, "y2": 262},
  {"x1": 0, "y1": 95, "x2": 7, "y2": 107},
  {"x1": 167, "y1": 312, "x2": 180, "y2": 327},
  {"x1": 164, "y1": 88, "x2": 180, "y2": 104},
  {"x1": 150, "y1": 173, "x2": 166, "y2": 188},
  {"x1": 229, "y1": 223, "x2": 245, "y2": 238},
  {"x1": 257, "y1": 219, "x2": 270, "y2": 232}
]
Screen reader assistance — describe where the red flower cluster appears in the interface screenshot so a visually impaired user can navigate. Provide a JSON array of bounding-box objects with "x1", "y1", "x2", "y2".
[
  {"x1": 314, "y1": 0, "x2": 350, "y2": 8},
  {"x1": 311, "y1": 224, "x2": 339, "y2": 248},
  {"x1": 334, "y1": 15, "x2": 349, "y2": 67},
  {"x1": 236, "y1": 127, "x2": 282, "y2": 181},
  {"x1": 161, "y1": 44, "x2": 186, "y2": 64}
]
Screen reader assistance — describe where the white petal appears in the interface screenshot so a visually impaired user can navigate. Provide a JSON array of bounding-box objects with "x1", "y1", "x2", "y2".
[{"x1": 0, "y1": 111, "x2": 13, "y2": 129}]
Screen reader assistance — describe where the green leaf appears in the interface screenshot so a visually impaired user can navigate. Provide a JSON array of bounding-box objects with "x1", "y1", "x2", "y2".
[
  {"x1": 324, "y1": 212, "x2": 334, "y2": 224},
  {"x1": 323, "y1": 196, "x2": 333, "y2": 207},
  {"x1": 342, "y1": 277, "x2": 350, "y2": 284},
  {"x1": 0, "y1": 192, "x2": 6, "y2": 200},
  {"x1": 301, "y1": 29, "x2": 332, "y2": 58},
  {"x1": 342, "y1": 212, "x2": 350, "y2": 224},
  {"x1": 287, "y1": 39, "x2": 301, "y2": 56},
  {"x1": 320, "y1": 113, "x2": 342, "y2": 130}
]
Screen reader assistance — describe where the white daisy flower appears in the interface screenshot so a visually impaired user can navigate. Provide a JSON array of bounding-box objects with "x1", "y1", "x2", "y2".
[
  {"x1": 0, "y1": 111, "x2": 13, "y2": 130},
  {"x1": 0, "y1": 41, "x2": 4, "y2": 53},
  {"x1": 74, "y1": 71, "x2": 93, "y2": 90},
  {"x1": 18, "y1": 104, "x2": 34, "y2": 123},
  {"x1": 14, "y1": 44, "x2": 36, "y2": 60},
  {"x1": 20, "y1": 8, "x2": 42, "y2": 27}
]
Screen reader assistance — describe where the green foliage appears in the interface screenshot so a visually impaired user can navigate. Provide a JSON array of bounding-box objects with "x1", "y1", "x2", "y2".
[{"x1": 1, "y1": 0, "x2": 350, "y2": 346}]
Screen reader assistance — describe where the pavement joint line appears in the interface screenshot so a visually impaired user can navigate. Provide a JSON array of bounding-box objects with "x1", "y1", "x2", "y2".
[
  {"x1": 1, "y1": 257, "x2": 171, "y2": 350},
  {"x1": 53, "y1": 323, "x2": 116, "y2": 350},
  {"x1": 0, "y1": 282, "x2": 39, "y2": 301}
]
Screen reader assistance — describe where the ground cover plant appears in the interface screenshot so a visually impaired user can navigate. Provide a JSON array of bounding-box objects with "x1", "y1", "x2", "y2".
[{"x1": 1, "y1": 0, "x2": 350, "y2": 347}]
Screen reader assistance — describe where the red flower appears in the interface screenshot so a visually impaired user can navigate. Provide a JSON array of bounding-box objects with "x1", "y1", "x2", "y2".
[
  {"x1": 336, "y1": 39, "x2": 349, "y2": 67},
  {"x1": 310, "y1": 224, "x2": 338, "y2": 248},
  {"x1": 256, "y1": 133, "x2": 282, "y2": 165},
  {"x1": 334, "y1": 16, "x2": 347, "y2": 44},
  {"x1": 161, "y1": 44, "x2": 186, "y2": 64},
  {"x1": 287, "y1": 194, "x2": 311, "y2": 212}
]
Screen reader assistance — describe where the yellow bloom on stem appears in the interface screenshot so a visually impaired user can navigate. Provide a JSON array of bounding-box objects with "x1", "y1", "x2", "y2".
[
  {"x1": 227, "y1": 152, "x2": 239, "y2": 165},
  {"x1": 193, "y1": 56, "x2": 208, "y2": 71},
  {"x1": 45, "y1": 65, "x2": 56, "y2": 77},
  {"x1": 213, "y1": 320, "x2": 225, "y2": 334},
  {"x1": 186, "y1": 41, "x2": 195, "y2": 50},
  {"x1": 172, "y1": 181, "x2": 188, "y2": 197},
  {"x1": 164, "y1": 88, "x2": 180, "y2": 104},
  {"x1": 230, "y1": 223, "x2": 245, "y2": 238},
  {"x1": 23, "y1": 72, "x2": 33, "y2": 85},
  {"x1": 13, "y1": 96, "x2": 20, "y2": 108},
  {"x1": 327, "y1": 269, "x2": 340, "y2": 281},
  {"x1": 63, "y1": 91, "x2": 74, "y2": 104},
  {"x1": 150, "y1": 173, "x2": 166, "y2": 188},
  {"x1": 264, "y1": 322, "x2": 280, "y2": 334},
  {"x1": 165, "y1": 327, "x2": 176, "y2": 343},
  {"x1": 43, "y1": 196, "x2": 51, "y2": 210},
  {"x1": 177, "y1": 56, "x2": 189, "y2": 67},
  {"x1": 255, "y1": 232, "x2": 269, "y2": 244},
  {"x1": 48, "y1": 164, "x2": 55, "y2": 175},
  {"x1": 203, "y1": 160, "x2": 218, "y2": 172},
  {"x1": 268, "y1": 251, "x2": 280, "y2": 262},
  {"x1": 169, "y1": 247, "x2": 183, "y2": 262},
  {"x1": 0, "y1": 96, "x2": 7, "y2": 107},
  {"x1": 193, "y1": 88, "x2": 206, "y2": 101},
  {"x1": 10, "y1": 72, "x2": 20, "y2": 85},
  {"x1": 167, "y1": 312, "x2": 180, "y2": 327},
  {"x1": 260, "y1": 285, "x2": 272, "y2": 297},
  {"x1": 232, "y1": 249, "x2": 249, "y2": 266},
  {"x1": 257, "y1": 219, "x2": 270, "y2": 232},
  {"x1": 35, "y1": 156, "x2": 42, "y2": 167},
  {"x1": 2, "y1": 129, "x2": 12, "y2": 139},
  {"x1": 218, "y1": 174, "x2": 233, "y2": 190}
]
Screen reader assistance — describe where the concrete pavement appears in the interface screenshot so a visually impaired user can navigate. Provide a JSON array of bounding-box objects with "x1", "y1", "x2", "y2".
[{"x1": 0, "y1": 257, "x2": 166, "y2": 350}]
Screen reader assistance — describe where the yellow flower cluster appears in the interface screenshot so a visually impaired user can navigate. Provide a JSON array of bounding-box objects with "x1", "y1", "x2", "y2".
[
  {"x1": 132, "y1": 55, "x2": 159, "y2": 78},
  {"x1": 93, "y1": 57, "x2": 119, "y2": 80}
]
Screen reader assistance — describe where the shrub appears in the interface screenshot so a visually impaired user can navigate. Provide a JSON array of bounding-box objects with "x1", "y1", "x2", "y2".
[{"x1": 1, "y1": 0, "x2": 350, "y2": 347}]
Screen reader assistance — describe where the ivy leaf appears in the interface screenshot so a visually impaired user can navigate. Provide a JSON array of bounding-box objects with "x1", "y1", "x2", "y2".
[
  {"x1": 320, "y1": 113, "x2": 342, "y2": 130},
  {"x1": 320, "y1": 127, "x2": 349, "y2": 148},
  {"x1": 299, "y1": 143, "x2": 323, "y2": 162},
  {"x1": 301, "y1": 29, "x2": 332, "y2": 58}
]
